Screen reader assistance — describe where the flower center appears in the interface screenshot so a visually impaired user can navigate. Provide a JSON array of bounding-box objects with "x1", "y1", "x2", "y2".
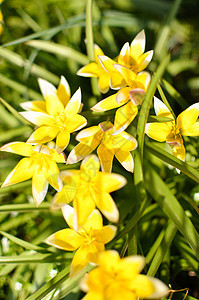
[{"x1": 54, "y1": 112, "x2": 68, "y2": 131}]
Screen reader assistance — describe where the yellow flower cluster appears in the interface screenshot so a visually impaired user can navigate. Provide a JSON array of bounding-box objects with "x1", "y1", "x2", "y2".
[{"x1": 3, "y1": 29, "x2": 199, "y2": 299}]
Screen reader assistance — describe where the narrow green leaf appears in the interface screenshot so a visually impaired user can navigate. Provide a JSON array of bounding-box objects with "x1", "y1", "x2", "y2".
[
  {"x1": 144, "y1": 167, "x2": 199, "y2": 259},
  {"x1": 0, "y1": 253, "x2": 72, "y2": 264},
  {"x1": 0, "y1": 126, "x2": 32, "y2": 143},
  {"x1": 161, "y1": 79, "x2": 188, "y2": 109},
  {"x1": 145, "y1": 141, "x2": 199, "y2": 183},
  {"x1": 26, "y1": 40, "x2": 89, "y2": 65},
  {"x1": 0, "y1": 203, "x2": 50, "y2": 213},
  {"x1": 146, "y1": 229, "x2": 165, "y2": 264},
  {"x1": 0, "y1": 181, "x2": 32, "y2": 194}
]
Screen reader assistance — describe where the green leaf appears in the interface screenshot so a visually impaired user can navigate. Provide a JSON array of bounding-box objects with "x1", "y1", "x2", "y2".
[
  {"x1": 144, "y1": 167, "x2": 199, "y2": 259},
  {"x1": 0, "y1": 253, "x2": 73, "y2": 264},
  {"x1": 0, "y1": 203, "x2": 50, "y2": 213}
]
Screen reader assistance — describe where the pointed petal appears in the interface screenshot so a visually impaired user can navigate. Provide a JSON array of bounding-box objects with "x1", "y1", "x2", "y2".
[
  {"x1": 154, "y1": 96, "x2": 173, "y2": 118},
  {"x1": 46, "y1": 228, "x2": 83, "y2": 251},
  {"x1": 98, "y1": 250, "x2": 120, "y2": 270},
  {"x1": 119, "y1": 255, "x2": 145, "y2": 277},
  {"x1": 32, "y1": 167, "x2": 49, "y2": 206},
  {"x1": 80, "y1": 210, "x2": 103, "y2": 232},
  {"x1": 94, "y1": 192, "x2": 119, "y2": 223},
  {"x1": 97, "y1": 144, "x2": 114, "y2": 173},
  {"x1": 95, "y1": 225, "x2": 117, "y2": 243},
  {"x1": 98, "y1": 172, "x2": 127, "y2": 193},
  {"x1": 112, "y1": 131, "x2": 138, "y2": 151},
  {"x1": 130, "y1": 29, "x2": 145, "y2": 57},
  {"x1": 1, "y1": 158, "x2": 34, "y2": 188},
  {"x1": 57, "y1": 76, "x2": 71, "y2": 107},
  {"x1": 98, "y1": 73, "x2": 110, "y2": 93},
  {"x1": 116, "y1": 87, "x2": 131, "y2": 105},
  {"x1": 70, "y1": 245, "x2": 92, "y2": 277},
  {"x1": 67, "y1": 143, "x2": 95, "y2": 165},
  {"x1": 109, "y1": 71, "x2": 127, "y2": 90},
  {"x1": 91, "y1": 93, "x2": 122, "y2": 112},
  {"x1": 38, "y1": 78, "x2": 56, "y2": 98},
  {"x1": 77, "y1": 62, "x2": 103, "y2": 77},
  {"x1": 129, "y1": 274, "x2": 157, "y2": 298},
  {"x1": 114, "y1": 101, "x2": 138, "y2": 134},
  {"x1": 129, "y1": 88, "x2": 145, "y2": 106},
  {"x1": 26, "y1": 126, "x2": 59, "y2": 144},
  {"x1": 134, "y1": 71, "x2": 151, "y2": 91},
  {"x1": 56, "y1": 131, "x2": 70, "y2": 153},
  {"x1": 76, "y1": 126, "x2": 101, "y2": 143},
  {"x1": 94, "y1": 44, "x2": 104, "y2": 60},
  {"x1": 65, "y1": 88, "x2": 81, "y2": 116},
  {"x1": 146, "y1": 277, "x2": 169, "y2": 299},
  {"x1": 137, "y1": 50, "x2": 153, "y2": 72},
  {"x1": 98, "y1": 55, "x2": 116, "y2": 73},
  {"x1": 20, "y1": 100, "x2": 47, "y2": 113},
  {"x1": 118, "y1": 42, "x2": 130, "y2": 66},
  {"x1": 114, "y1": 64, "x2": 136, "y2": 87},
  {"x1": 53, "y1": 185, "x2": 77, "y2": 207},
  {"x1": 20, "y1": 111, "x2": 54, "y2": 126},
  {"x1": 0, "y1": 142, "x2": 33, "y2": 156},
  {"x1": 73, "y1": 192, "x2": 96, "y2": 227},
  {"x1": 61, "y1": 205, "x2": 77, "y2": 229},
  {"x1": 46, "y1": 160, "x2": 63, "y2": 192},
  {"x1": 180, "y1": 122, "x2": 199, "y2": 136},
  {"x1": 177, "y1": 104, "x2": 199, "y2": 134},
  {"x1": 66, "y1": 114, "x2": 87, "y2": 133},
  {"x1": 145, "y1": 122, "x2": 171, "y2": 142},
  {"x1": 115, "y1": 149, "x2": 134, "y2": 172},
  {"x1": 50, "y1": 148, "x2": 66, "y2": 163},
  {"x1": 172, "y1": 144, "x2": 185, "y2": 161},
  {"x1": 81, "y1": 155, "x2": 100, "y2": 178}
]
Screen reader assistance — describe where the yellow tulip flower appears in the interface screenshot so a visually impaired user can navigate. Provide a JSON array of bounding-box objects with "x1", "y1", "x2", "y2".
[
  {"x1": 77, "y1": 30, "x2": 153, "y2": 94},
  {"x1": 20, "y1": 76, "x2": 87, "y2": 153},
  {"x1": 80, "y1": 250, "x2": 168, "y2": 300},
  {"x1": 0, "y1": 143, "x2": 65, "y2": 206},
  {"x1": 53, "y1": 155, "x2": 127, "y2": 225},
  {"x1": 46, "y1": 206, "x2": 117, "y2": 277},
  {"x1": 145, "y1": 97, "x2": 199, "y2": 161},
  {"x1": 67, "y1": 121, "x2": 137, "y2": 173}
]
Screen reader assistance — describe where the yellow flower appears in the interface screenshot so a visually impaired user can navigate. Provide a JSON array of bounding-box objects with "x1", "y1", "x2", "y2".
[
  {"x1": 53, "y1": 155, "x2": 127, "y2": 225},
  {"x1": 67, "y1": 121, "x2": 137, "y2": 173},
  {"x1": 145, "y1": 97, "x2": 199, "y2": 161},
  {"x1": 80, "y1": 250, "x2": 168, "y2": 300},
  {"x1": 91, "y1": 66, "x2": 151, "y2": 134},
  {"x1": 77, "y1": 30, "x2": 153, "y2": 94},
  {"x1": 20, "y1": 76, "x2": 87, "y2": 153},
  {"x1": 0, "y1": 143, "x2": 65, "y2": 206},
  {"x1": 46, "y1": 206, "x2": 117, "y2": 277}
]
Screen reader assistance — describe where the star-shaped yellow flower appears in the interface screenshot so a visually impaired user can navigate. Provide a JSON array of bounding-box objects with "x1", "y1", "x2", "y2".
[
  {"x1": 67, "y1": 121, "x2": 137, "y2": 173},
  {"x1": 80, "y1": 250, "x2": 168, "y2": 300},
  {"x1": 53, "y1": 155, "x2": 127, "y2": 225},
  {"x1": 77, "y1": 30, "x2": 153, "y2": 94},
  {"x1": 20, "y1": 76, "x2": 87, "y2": 153},
  {"x1": 0, "y1": 143, "x2": 65, "y2": 206},
  {"x1": 145, "y1": 97, "x2": 199, "y2": 161},
  {"x1": 46, "y1": 206, "x2": 117, "y2": 277},
  {"x1": 91, "y1": 66, "x2": 151, "y2": 134}
]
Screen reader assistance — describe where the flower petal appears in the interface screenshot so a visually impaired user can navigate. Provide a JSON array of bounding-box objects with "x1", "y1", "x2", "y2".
[
  {"x1": 118, "y1": 42, "x2": 130, "y2": 66},
  {"x1": 98, "y1": 73, "x2": 111, "y2": 93},
  {"x1": 180, "y1": 122, "x2": 199, "y2": 136},
  {"x1": 114, "y1": 101, "x2": 138, "y2": 134},
  {"x1": 57, "y1": 76, "x2": 71, "y2": 107},
  {"x1": 97, "y1": 172, "x2": 127, "y2": 193},
  {"x1": 0, "y1": 142, "x2": 33, "y2": 156},
  {"x1": 46, "y1": 160, "x2": 63, "y2": 192},
  {"x1": 116, "y1": 87, "x2": 131, "y2": 105},
  {"x1": 177, "y1": 104, "x2": 199, "y2": 134},
  {"x1": 113, "y1": 131, "x2": 138, "y2": 151},
  {"x1": 130, "y1": 29, "x2": 145, "y2": 57},
  {"x1": 20, "y1": 111, "x2": 54, "y2": 126},
  {"x1": 46, "y1": 228, "x2": 83, "y2": 251},
  {"x1": 97, "y1": 144, "x2": 114, "y2": 173},
  {"x1": 73, "y1": 192, "x2": 96, "y2": 227},
  {"x1": 109, "y1": 71, "x2": 127, "y2": 90},
  {"x1": 154, "y1": 96, "x2": 173, "y2": 118},
  {"x1": 65, "y1": 88, "x2": 81, "y2": 116},
  {"x1": 66, "y1": 114, "x2": 87, "y2": 133},
  {"x1": 76, "y1": 126, "x2": 101, "y2": 143},
  {"x1": 61, "y1": 205, "x2": 77, "y2": 230},
  {"x1": 91, "y1": 93, "x2": 122, "y2": 112},
  {"x1": 81, "y1": 155, "x2": 100, "y2": 178},
  {"x1": 38, "y1": 78, "x2": 56, "y2": 98},
  {"x1": 26, "y1": 126, "x2": 59, "y2": 144},
  {"x1": 137, "y1": 50, "x2": 153, "y2": 72},
  {"x1": 80, "y1": 209, "x2": 103, "y2": 232},
  {"x1": 70, "y1": 245, "x2": 94, "y2": 277},
  {"x1": 145, "y1": 122, "x2": 171, "y2": 142},
  {"x1": 115, "y1": 149, "x2": 135, "y2": 172},
  {"x1": 1, "y1": 158, "x2": 34, "y2": 188},
  {"x1": 146, "y1": 277, "x2": 169, "y2": 299},
  {"x1": 94, "y1": 191, "x2": 119, "y2": 223},
  {"x1": 98, "y1": 55, "x2": 116, "y2": 73},
  {"x1": 50, "y1": 148, "x2": 66, "y2": 163},
  {"x1": 77, "y1": 62, "x2": 103, "y2": 77},
  {"x1": 129, "y1": 274, "x2": 157, "y2": 298},
  {"x1": 172, "y1": 144, "x2": 185, "y2": 161},
  {"x1": 56, "y1": 131, "x2": 70, "y2": 153},
  {"x1": 67, "y1": 143, "x2": 95, "y2": 165},
  {"x1": 114, "y1": 64, "x2": 136, "y2": 87},
  {"x1": 20, "y1": 100, "x2": 47, "y2": 113},
  {"x1": 134, "y1": 71, "x2": 151, "y2": 91},
  {"x1": 32, "y1": 166, "x2": 49, "y2": 206},
  {"x1": 95, "y1": 225, "x2": 117, "y2": 243}
]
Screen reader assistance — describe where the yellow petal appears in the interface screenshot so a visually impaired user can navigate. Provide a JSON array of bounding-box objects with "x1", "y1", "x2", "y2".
[
  {"x1": 94, "y1": 44, "x2": 104, "y2": 60},
  {"x1": 99, "y1": 250, "x2": 120, "y2": 271},
  {"x1": 80, "y1": 209, "x2": 103, "y2": 232},
  {"x1": 66, "y1": 114, "x2": 87, "y2": 133},
  {"x1": 32, "y1": 166, "x2": 49, "y2": 206},
  {"x1": 27, "y1": 126, "x2": 59, "y2": 144},
  {"x1": 70, "y1": 245, "x2": 94, "y2": 277},
  {"x1": 46, "y1": 228, "x2": 83, "y2": 251},
  {"x1": 46, "y1": 160, "x2": 63, "y2": 192},
  {"x1": 98, "y1": 55, "x2": 116, "y2": 73},
  {"x1": 56, "y1": 131, "x2": 70, "y2": 153},
  {"x1": 115, "y1": 149, "x2": 134, "y2": 172},
  {"x1": 81, "y1": 292, "x2": 103, "y2": 300},
  {"x1": 146, "y1": 277, "x2": 169, "y2": 299},
  {"x1": 61, "y1": 205, "x2": 77, "y2": 230},
  {"x1": 118, "y1": 42, "x2": 130, "y2": 66},
  {"x1": 177, "y1": 105, "x2": 199, "y2": 134},
  {"x1": 106, "y1": 286, "x2": 136, "y2": 300},
  {"x1": 97, "y1": 172, "x2": 127, "y2": 193},
  {"x1": 95, "y1": 225, "x2": 117, "y2": 243},
  {"x1": 76, "y1": 126, "x2": 101, "y2": 143},
  {"x1": 81, "y1": 154, "x2": 100, "y2": 178},
  {"x1": 172, "y1": 144, "x2": 185, "y2": 161},
  {"x1": 65, "y1": 88, "x2": 81, "y2": 117},
  {"x1": 130, "y1": 274, "x2": 155, "y2": 298},
  {"x1": 180, "y1": 122, "x2": 199, "y2": 136},
  {"x1": 77, "y1": 62, "x2": 103, "y2": 77},
  {"x1": 91, "y1": 93, "x2": 122, "y2": 112},
  {"x1": 50, "y1": 148, "x2": 66, "y2": 163},
  {"x1": 57, "y1": 76, "x2": 71, "y2": 107},
  {"x1": 134, "y1": 71, "x2": 151, "y2": 91},
  {"x1": 0, "y1": 142, "x2": 33, "y2": 156},
  {"x1": 67, "y1": 143, "x2": 95, "y2": 165},
  {"x1": 80, "y1": 268, "x2": 103, "y2": 293},
  {"x1": 114, "y1": 101, "x2": 138, "y2": 134},
  {"x1": 154, "y1": 96, "x2": 173, "y2": 118},
  {"x1": 130, "y1": 29, "x2": 145, "y2": 58},
  {"x1": 145, "y1": 122, "x2": 171, "y2": 142},
  {"x1": 109, "y1": 71, "x2": 127, "y2": 90},
  {"x1": 94, "y1": 191, "x2": 119, "y2": 223},
  {"x1": 98, "y1": 73, "x2": 111, "y2": 93},
  {"x1": 1, "y1": 158, "x2": 34, "y2": 188},
  {"x1": 120, "y1": 255, "x2": 145, "y2": 275},
  {"x1": 136, "y1": 50, "x2": 153, "y2": 72},
  {"x1": 20, "y1": 100, "x2": 47, "y2": 113},
  {"x1": 97, "y1": 144, "x2": 114, "y2": 173},
  {"x1": 112, "y1": 131, "x2": 138, "y2": 151},
  {"x1": 114, "y1": 64, "x2": 136, "y2": 87},
  {"x1": 116, "y1": 87, "x2": 131, "y2": 105},
  {"x1": 73, "y1": 192, "x2": 96, "y2": 227},
  {"x1": 20, "y1": 111, "x2": 54, "y2": 126},
  {"x1": 38, "y1": 78, "x2": 56, "y2": 98}
]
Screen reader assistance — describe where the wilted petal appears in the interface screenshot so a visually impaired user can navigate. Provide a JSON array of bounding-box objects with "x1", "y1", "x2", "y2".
[
  {"x1": 115, "y1": 149, "x2": 134, "y2": 172},
  {"x1": 130, "y1": 30, "x2": 145, "y2": 57},
  {"x1": 56, "y1": 131, "x2": 70, "y2": 153},
  {"x1": 57, "y1": 76, "x2": 71, "y2": 107},
  {"x1": 1, "y1": 158, "x2": 34, "y2": 188},
  {"x1": 114, "y1": 101, "x2": 138, "y2": 134},
  {"x1": 0, "y1": 142, "x2": 33, "y2": 156},
  {"x1": 145, "y1": 122, "x2": 171, "y2": 142},
  {"x1": 97, "y1": 144, "x2": 114, "y2": 173},
  {"x1": 27, "y1": 126, "x2": 59, "y2": 144}
]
